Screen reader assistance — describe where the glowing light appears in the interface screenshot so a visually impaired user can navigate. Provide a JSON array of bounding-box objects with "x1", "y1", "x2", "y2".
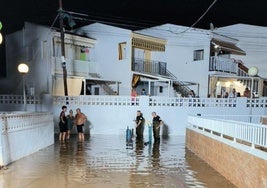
[
  {"x1": 18, "y1": 63, "x2": 29, "y2": 74},
  {"x1": 225, "y1": 82, "x2": 231, "y2": 87},
  {"x1": 248, "y1": 66, "x2": 258, "y2": 76}
]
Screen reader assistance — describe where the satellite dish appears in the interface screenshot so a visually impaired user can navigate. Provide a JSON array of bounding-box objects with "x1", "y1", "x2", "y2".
[{"x1": 210, "y1": 23, "x2": 214, "y2": 31}]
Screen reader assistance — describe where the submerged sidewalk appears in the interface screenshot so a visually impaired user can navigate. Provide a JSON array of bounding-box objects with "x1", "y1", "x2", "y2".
[{"x1": 0, "y1": 135, "x2": 235, "y2": 188}]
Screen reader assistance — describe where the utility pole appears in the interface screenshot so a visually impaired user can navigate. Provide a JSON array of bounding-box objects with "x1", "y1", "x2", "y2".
[{"x1": 59, "y1": 0, "x2": 68, "y2": 98}]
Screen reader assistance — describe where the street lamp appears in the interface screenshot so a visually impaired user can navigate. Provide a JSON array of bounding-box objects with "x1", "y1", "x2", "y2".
[
  {"x1": 248, "y1": 66, "x2": 258, "y2": 122},
  {"x1": 0, "y1": 21, "x2": 3, "y2": 44},
  {"x1": 18, "y1": 63, "x2": 29, "y2": 111}
]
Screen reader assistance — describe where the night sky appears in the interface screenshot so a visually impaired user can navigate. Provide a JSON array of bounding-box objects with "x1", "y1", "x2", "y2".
[{"x1": 0, "y1": 0, "x2": 266, "y2": 75}]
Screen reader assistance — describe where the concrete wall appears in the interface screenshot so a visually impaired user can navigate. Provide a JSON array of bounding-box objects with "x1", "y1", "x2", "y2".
[
  {"x1": 77, "y1": 23, "x2": 133, "y2": 95},
  {"x1": 0, "y1": 112, "x2": 54, "y2": 166},
  {"x1": 217, "y1": 24, "x2": 267, "y2": 78},
  {"x1": 51, "y1": 96, "x2": 266, "y2": 136},
  {"x1": 137, "y1": 24, "x2": 211, "y2": 97},
  {"x1": 186, "y1": 129, "x2": 267, "y2": 188}
]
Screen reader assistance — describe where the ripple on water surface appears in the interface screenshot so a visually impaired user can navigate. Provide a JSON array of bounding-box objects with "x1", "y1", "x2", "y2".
[{"x1": 0, "y1": 135, "x2": 236, "y2": 188}]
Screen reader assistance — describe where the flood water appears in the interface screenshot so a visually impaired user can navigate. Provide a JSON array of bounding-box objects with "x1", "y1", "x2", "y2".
[{"x1": 0, "y1": 135, "x2": 236, "y2": 188}]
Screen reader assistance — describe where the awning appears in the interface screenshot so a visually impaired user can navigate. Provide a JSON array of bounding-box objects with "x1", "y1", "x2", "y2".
[
  {"x1": 53, "y1": 32, "x2": 96, "y2": 48},
  {"x1": 132, "y1": 33, "x2": 166, "y2": 51},
  {"x1": 211, "y1": 39, "x2": 246, "y2": 55},
  {"x1": 52, "y1": 77, "x2": 83, "y2": 96}
]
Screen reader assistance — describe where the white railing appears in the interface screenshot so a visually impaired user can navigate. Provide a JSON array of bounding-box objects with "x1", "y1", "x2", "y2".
[
  {"x1": 0, "y1": 112, "x2": 53, "y2": 133},
  {"x1": 52, "y1": 57, "x2": 96, "y2": 77},
  {"x1": 52, "y1": 95, "x2": 267, "y2": 108},
  {"x1": 0, "y1": 112, "x2": 54, "y2": 165},
  {"x1": 188, "y1": 115, "x2": 267, "y2": 149},
  {"x1": 0, "y1": 95, "x2": 40, "y2": 105},
  {"x1": 209, "y1": 56, "x2": 238, "y2": 74},
  {"x1": 149, "y1": 97, "x2": 238, "y2": 107},
  {"x1": 53, "y1": 95, "x2": 140, "y2": 106},
  {"x1": 1, "y1": 95, "x2": 267, "y2": 110}
]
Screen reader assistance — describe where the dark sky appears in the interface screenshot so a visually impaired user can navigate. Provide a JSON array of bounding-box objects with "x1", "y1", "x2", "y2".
[
  {"x1": 0, "y1": 0, "x2": 267, "y2": 76},
  {"x1": 1, "y1": 0, "x2": 267, "y2": 34}
]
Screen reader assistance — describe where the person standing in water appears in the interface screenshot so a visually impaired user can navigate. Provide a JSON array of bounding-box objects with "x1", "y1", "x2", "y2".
[
  {"x1": 135, "y1": 110, "x2": 145, "y2": 140},
  {"x1": 75, "y1": 108, "x2": 87, "y2": 142},
  {"x1": 151, "y1": 112, "x2": 163, "y2": 142},
  {"x1": 59, "y1": 105, "x2": 67, "y2": 141},
  {"x1": 66, "y1": 109, "x2": 75, "y2": 140}
]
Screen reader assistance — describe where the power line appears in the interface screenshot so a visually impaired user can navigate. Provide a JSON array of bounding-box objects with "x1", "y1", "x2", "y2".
[{"x1": 169, "y1": 0, "x2": 218, "y2": 35}]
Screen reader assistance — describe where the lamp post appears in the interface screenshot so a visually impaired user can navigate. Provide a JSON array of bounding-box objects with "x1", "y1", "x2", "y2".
[
  {"x1": 18, "y1": 63, "x2": 29, "y2": 111},
  {"x1": 248, "y1": 66, "x2": 258, "y2": 122},
  {"x1": 0, "y1": 21, "x2": 3, "y2": 45}
]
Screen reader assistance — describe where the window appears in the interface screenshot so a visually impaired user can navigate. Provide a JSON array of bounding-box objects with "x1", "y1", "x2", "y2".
[
  {"x1": 193, "y1": 49, "x2": 204, "y2": 61},
  {"x1": 159, "y1": 86, "x2": 163, "y2": 93},
  {"x1": 118, "y1": 42, "x2": 126, "y2": 60}
]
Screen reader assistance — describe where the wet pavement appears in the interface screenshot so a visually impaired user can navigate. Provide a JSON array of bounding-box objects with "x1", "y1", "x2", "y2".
[{"x1": 0, "y1": 135, "x2": 236, "y2": 188}]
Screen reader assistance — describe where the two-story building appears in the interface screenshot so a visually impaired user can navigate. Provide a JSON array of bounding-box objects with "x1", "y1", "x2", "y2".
[
  {"x1": 136, "y1": 23, "x2": 267, "y2": 98},
  {"x1": 0, "y1": 22, "x2": 175, "y2": 98},
  {"x1": 1, "y1": 22, "x2": 266, "y2": 100}
]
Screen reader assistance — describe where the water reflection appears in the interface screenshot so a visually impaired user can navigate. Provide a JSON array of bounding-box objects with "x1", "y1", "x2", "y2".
[
  {"x1": 151, "y1": 141, "x2": 160, "y2": 169},
  {"x1": 0, "y1": 135, "x2": 236, "y2": 188}
]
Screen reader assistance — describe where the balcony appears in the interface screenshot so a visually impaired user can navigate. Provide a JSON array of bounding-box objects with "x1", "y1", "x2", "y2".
[
  {"x1": 52, "y1": 57, "x2": 96, "y2": 77},
  {"x1": 209, "y1": 56, "x2": 238, "y2": 74},
  {"x1": 132, "y1": 58, "x2": 167, "y2": 77}
]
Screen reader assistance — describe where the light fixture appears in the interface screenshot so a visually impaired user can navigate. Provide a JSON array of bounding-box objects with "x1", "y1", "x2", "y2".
[
  {"x1": 0, "y1": 33, "x2": 2, "y2": 44},
  {"x1": 248, "y1": 66, "x2": 258, "y2": 76},
  {"x1": 18, "y1": 63, "x2": 29, "y2": 111},
  {"x1": 0, "y1": 21, "x2": 2, "y2": 44},
  {"x1": 248, "y1": 66, "x2": 258, "y2": 122},
  {"x1": 18, "y1": 63, "x2": 29, "y2": 74}
]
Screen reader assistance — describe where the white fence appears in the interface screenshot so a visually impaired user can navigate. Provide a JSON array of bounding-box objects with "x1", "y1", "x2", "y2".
[
  {"x1": 0, "y1": 95, "x2": 267, "y2": 135},
  {"x1": 51, "y1": 96, "x2": 267, "y2": 135},
  {"x1": 0, "y1": 112, "x2": 54, "y2": 166},
  {"x1": 187, "y1": 115, "x2": 267, "y2": 149}
]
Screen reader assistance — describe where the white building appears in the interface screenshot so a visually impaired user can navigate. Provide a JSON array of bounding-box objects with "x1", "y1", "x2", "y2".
[
  {"x1": 1, "y1": 22, "x2": 267, "y2": 101},
  {"x1": 1, "y1": 22, "x2": 175, "y2": 97},
  {"x1": 215, "y1": 24, "x2": 267, "y2": 96},
  {"x1": 0, "y1": 22, "x2": 267, "y2": 136},
  {"x1": 136, "y1": 23, "x2": 267, "y2": 98}
]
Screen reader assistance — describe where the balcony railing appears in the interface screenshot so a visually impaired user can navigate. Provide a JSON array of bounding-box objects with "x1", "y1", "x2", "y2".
[
  {"x1": 209, "y1": 56, "x2": 238, "y2": 74},
  {"x1": 52, "y1": 57, "x2": 96, "y2": 77},
  {"x1": 132, "y1": 58, "x2": 167, "y2": 76}
]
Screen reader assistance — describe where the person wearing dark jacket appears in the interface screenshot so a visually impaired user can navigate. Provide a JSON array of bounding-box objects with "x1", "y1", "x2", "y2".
[
  {"x1": 151, "y1": 112, "x2": 163, "y2": 142},
  {"x1": 135, "y1": 110, "x2": 145, "y2": 140}
]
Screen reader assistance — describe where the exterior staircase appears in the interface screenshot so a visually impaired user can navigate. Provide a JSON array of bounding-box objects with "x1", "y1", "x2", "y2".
[
  {"x1": 237, "y1": 63, "x2": 259, "y2": 95},
  {"x1": 173, "y1": 80, "x2": 193, "y2": 97},
  {"x1": 88, "y1": 73, "x2": 115, "y2": 95}
]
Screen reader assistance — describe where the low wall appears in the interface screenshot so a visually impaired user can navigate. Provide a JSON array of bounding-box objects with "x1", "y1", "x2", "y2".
[
  {"x1": 0, "y1": 112, "x2": 54, "y2": 166},
  {"x1": 186, "y1": 128, "x2": 267, "y2": 188},
  {"x1": 0, "y1": 95, "x2": 267, "y2": 136},
  {"x1": 52, "y1": 96, "x2": 266, "y2": 136}
]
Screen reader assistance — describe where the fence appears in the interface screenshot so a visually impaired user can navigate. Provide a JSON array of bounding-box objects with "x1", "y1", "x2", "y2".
[
  {"x1": 0, "y1": 112, "x2": 54, "y2": 166},
  {"x1": 187, "y1": 115, "x2": 267, "y2": 149}
]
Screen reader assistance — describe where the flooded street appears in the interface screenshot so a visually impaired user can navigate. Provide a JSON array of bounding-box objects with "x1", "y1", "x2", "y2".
[{"x1": 0, "y1": 135, "x2": 235, "y2": 188}]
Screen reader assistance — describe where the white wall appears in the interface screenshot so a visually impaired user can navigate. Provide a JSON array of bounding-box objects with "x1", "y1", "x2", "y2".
[
  {"x1": 51, "y1": 96, "x2": 266, "y2": 137},
  {"x1": 136, "y1": 24, "x2": 212, "y2": 97},
  {"x1": 217, "y1": 24, "x2": 267, "y2": 78},
  {"x1": 0, "y1": 112, "x2": 54, "y2": 166},
  {"x1": 77, "y1": 23, "x2": 133, "y2": 95}
]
